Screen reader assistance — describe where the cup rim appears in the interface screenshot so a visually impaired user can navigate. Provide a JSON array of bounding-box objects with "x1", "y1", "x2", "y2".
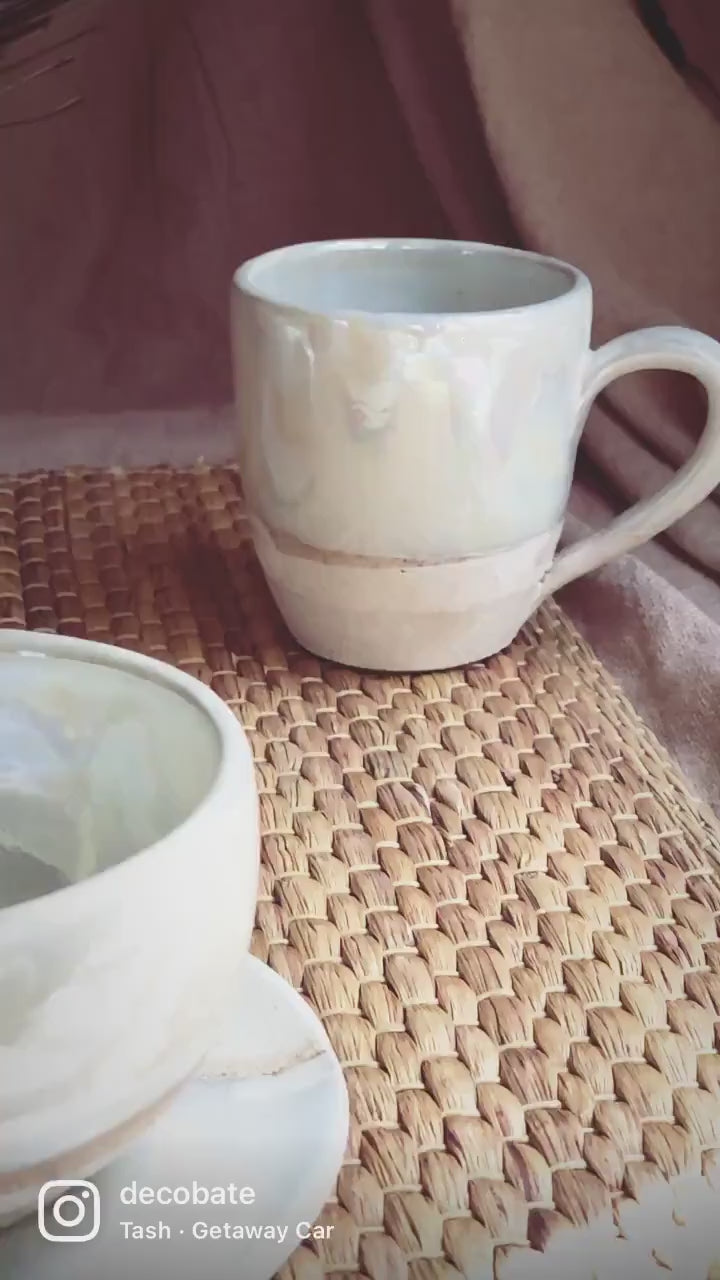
[
  {"x1": 233, "y1": 237, "x2": 590, "y2": 321},
  {"x1": 0, "y1": 629, "x2": 254, "y2": 926}
]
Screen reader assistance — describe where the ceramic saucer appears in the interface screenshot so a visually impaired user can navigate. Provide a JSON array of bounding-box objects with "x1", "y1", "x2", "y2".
[{"x1": 2, "y1": 955, "x2": 348, "y2": 1280}]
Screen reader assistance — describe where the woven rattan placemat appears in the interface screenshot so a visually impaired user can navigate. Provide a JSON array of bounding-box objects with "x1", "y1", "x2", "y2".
[{"x1": 2, "y1": 465, "x2": 720, "y2": 1279}]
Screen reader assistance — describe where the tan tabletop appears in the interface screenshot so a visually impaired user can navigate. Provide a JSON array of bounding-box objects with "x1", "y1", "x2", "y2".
[{"x1": 2, "y1": 465, "x2": 719, "y2": 1280}]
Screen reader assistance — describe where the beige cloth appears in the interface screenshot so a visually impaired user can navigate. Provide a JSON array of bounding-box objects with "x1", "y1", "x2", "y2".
[{"x1": 1, "y1": 0, "x2": 719, "y2": 804}]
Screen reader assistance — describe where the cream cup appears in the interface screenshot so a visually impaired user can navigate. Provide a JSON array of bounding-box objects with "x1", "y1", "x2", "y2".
[{"x1": 0, "y1": 629, "x2": 258, "y2": 1227}]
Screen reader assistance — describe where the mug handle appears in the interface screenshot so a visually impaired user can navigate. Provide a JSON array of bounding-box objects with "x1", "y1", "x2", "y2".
[{"x1": 541, "y1": 326, "x2": 720, "y2": 597}]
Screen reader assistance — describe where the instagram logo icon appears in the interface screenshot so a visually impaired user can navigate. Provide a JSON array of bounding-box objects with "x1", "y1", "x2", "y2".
[{"x1": 38, "y1": 1180, "x2": 100, "y2": 1242}]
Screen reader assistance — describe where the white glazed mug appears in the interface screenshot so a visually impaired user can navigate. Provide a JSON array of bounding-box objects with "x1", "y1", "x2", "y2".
[
  {"x1": 232, "y1": 238, "x2": 720, "y2": 670},
  {"x1": 0, "y1": 630, "x2": 258, "y2": 1227}
]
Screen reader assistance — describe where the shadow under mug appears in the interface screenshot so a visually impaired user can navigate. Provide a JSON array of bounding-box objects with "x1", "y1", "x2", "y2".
[{"x1": 232, "y1": 238, "x2": 720, "y2": 671}]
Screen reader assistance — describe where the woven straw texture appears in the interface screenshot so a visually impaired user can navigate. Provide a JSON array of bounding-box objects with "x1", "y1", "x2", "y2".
[{"x1": 2, "y1": 464, "x2": 720, "y2": 1280}]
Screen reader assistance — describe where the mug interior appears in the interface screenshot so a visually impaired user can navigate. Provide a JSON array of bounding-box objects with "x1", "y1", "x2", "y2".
[
  {"x1": 238, "y1": 239, "x2": 578, "y2": 316},
  {"x1": 0, "y1": 649, "x2": 221, "y2": 908}
]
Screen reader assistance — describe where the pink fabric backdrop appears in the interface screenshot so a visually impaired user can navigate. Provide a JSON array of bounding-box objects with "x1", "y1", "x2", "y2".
[{"x1": 1, "y1": 0, "x2": 719, "y2": 806}]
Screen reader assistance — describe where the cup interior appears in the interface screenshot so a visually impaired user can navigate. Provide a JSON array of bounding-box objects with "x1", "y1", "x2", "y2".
[
  {"x1": 0, "y1": 647, "x2": 221, "y2": 908},
  {"x1": 238, "y1": 239, "x2": 577, "y2": 316}
]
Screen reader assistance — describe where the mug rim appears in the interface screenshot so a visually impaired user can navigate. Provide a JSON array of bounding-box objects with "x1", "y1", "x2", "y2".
[
  {"x1": 0, "y1": 629, "x2": 254, "y2": 926},
  {"x1": 233, "y1": 237, "x2": 590, "y2": 321}
]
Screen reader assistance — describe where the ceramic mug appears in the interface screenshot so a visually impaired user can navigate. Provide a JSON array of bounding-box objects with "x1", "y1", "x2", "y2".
[
  {"x1": 0, "y1": 630, "x2": 258, "y2": 1227},
  {"x1": 232, "y1": 238, "x2": 720, "y2": 670}
]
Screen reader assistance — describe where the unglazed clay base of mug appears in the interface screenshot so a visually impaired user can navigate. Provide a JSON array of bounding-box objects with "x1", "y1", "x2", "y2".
[
  {"x1": 252, "y1": 516, "x2": 563, "y2": 670},
  {"x1": 1, "y1": 956, "x2": 349, "y2": 1280}
]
